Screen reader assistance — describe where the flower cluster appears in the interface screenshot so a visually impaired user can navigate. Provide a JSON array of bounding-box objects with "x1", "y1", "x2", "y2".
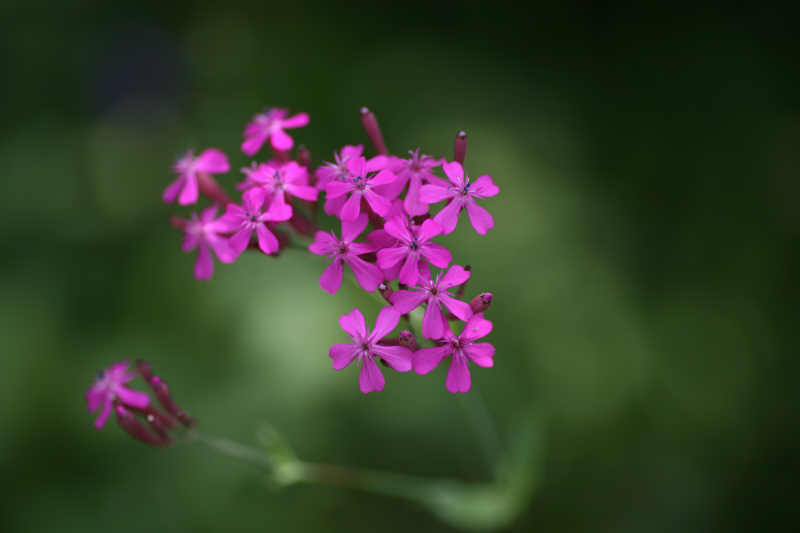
[
  {"x1": 162, "y1": 107, "x2": 498, "y2": 394},
  {"x1": 87, "y1": 360, "x2": 194, "y2": 445}
]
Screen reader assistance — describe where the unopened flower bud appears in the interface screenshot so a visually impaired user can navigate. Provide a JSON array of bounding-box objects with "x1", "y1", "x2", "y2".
[
  {"x1": 360, "y1": 107, "x2": 388, "y2": 155},
  {"x1": 454, "y1": 131, "x2": 467, "y2": 164},
  {"x1": 151, "y1": 376, "x2": 195, "y2": 427},
  {"x1": 469, "y1": 292, "x2": 493, "y2": 314},
  {"x1": 398, "y1": 330, "x2": 418, "y2": 351},
  {"x1": 115, "y1": 404, "x2": 166, "y2": 446}
]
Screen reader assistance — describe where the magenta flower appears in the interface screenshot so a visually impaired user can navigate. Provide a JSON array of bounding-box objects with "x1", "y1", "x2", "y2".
[
  {"x1": 413, "y1": 314, "x2": 495, "y2": 393},
  {"x1": 388, "y1": 149, "x2": 445, "y2": 216},
  {"x1": 241, "y1": 108, "x2": 310, "y2": 156},
  {"x1": 87, "y1": 361, "x2": 150, "y2": 429},
  {"x1": 325, "y1": 156, "x2": 396, "y2": 221},
  {"x1": 182, "y1": 205, "x2": 234, "y2": 280},
  {"x1": 391, "y1": 265, "x2": 473, "y2": 339},
  {"x1": 163, "y1": 149, "x2": 230, "y2": 205},
  {"x1": 329, "y1": 307, "x2": 413, "y2": 393},
  {"x1": 254, "y1": 161, "x2": 318, "y2": 221},
  {"x1": 419, "y1": 160, "x2": 499, "y2": 235},
  {"x1": 309, "y1": 214, "x2": 383, "y2": 294},
  {"x1": 220, "y1": 188, "x2": 280, "y2": 258},
  {"x1": 376, "y1": 216, "x2": 452, "y2": 286},
  {"x1": 317, "y1": 145, "x2": 363, "y2": 216}
]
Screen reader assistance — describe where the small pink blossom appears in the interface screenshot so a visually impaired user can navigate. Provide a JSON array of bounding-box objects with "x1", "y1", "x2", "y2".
[
  {"x1": 87, "y1": 361, "x2": 150, "y2": 429},
  {"x1": 249, "y1": 161, "x2": 318, "y2": 221},
  {"x1": 413, "y1": 314, "x2": 495, "y2": 393},
  {"x1": 419, "y1": 160, "x2": 499, "y2": 235},
  {"x1": 376, "y1": 216, "x2": 452, "y2": 286},
  {"x1": 309, "y1": 214, "x2": 383, "y2": 294},
  {"x1": 182, "y1": 205, "x2": 234, "y2": 280},
  {"x1": 316, "y1": 145, "x2": 365, "y2": 216},
  {"x1": 325, "y1": 156, "x2": 396, "y2": 221},
  {"x1": 220, "y1": 188, "x2": 281, "y2": 258},
  {"x1": 329, "y1": 307, "x2": 413, "y2": 393},
  {"x1": 241, "y1": 108, "x2": 310, "y2": 156},
  {"x1": 391, "y1": 265, "x2": 473, "y2": 339},
  {"x1": 163, "y1": 149, "x2": 230, "y2": 205},
  {"x1": 385, "y1": 149, "x2": 445, "y2": 216}
]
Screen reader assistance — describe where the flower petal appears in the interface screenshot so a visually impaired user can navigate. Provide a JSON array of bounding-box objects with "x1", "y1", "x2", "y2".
[
  {"x1": 178, "y1": 174, "x2": 199, "y2": 205},
  {"x1": 433, "y1": 198, "x2": 462, "y2": 234},
  {"x1": 398, "y1": 253, "x2": 420, "y2": 286},
  {"x1": 421, "y1": 242, "x2": 452, "y2": 269},
  {"x1": 413, "y1": 345, "x2": 450, "y2": 375},
  {"x1": 346, "y1": 256, "x2": 383, "y2": 292},
  {"x1": 461, "y1": 313, "x2": 493, "y2": 342},
  {"x1": 329, "y1": 343, "x2": 358, "y2": 370},
  {"x1": 195, "y1": 148, "x2": 230, "y2": 174},
  {"x1": 377, "y1": 246, "x2": 408, "y2": 270},
  {"x1": 309, "y1": 231, "x2": 337, "y2": 255},
  {"x1": 368, "y1": 168, "x2": 396, "y2": 187},
  {"x1": 319, "y1": 259, "x2": 343, "y2": 294},
  {"x1": 339, "y1": 308, "x2": 367, "y2": 340},
  {"x1": 465, "y1": 200, "x2": 494, "y2": 235},
  {"x1": 163, "y1": 176, "x2": 184, "y2": 203},
  {"x1": 341, "y1": 213, "x2": 369, "y2": 243},
  {"x1": 383, "y1": 216, "x2": 413, "y2": 242},
  {"x1": 266, "y1": 192, "x2": 293, "y2": 221},
  {"x1": 446, "y1": 354, "x2": 471, "y2": 393},
  {"x1": 359, "y1": 357, "x2": 385, "y2": 393},
  {"x1": 270, "y1": 128, "x2": 294, "y2": 151},
  {"x1": 439, "y1": 265, "x2": 471, "y2": 289},
  {"x1": 442, "y1": 161, "x2": 465, "y2": 187},
  {"x1": 241, "y1": 132, "x2": 267, "y2": 156},
  {"x1": 390, "y1": 289, "x2": 427, "y2": 314},
  {"x1": 228, "y1": 227, "x2": 253, "y2": 257},
  {"x1": 194, "y1": 244, "x2": 214, "y2": 280},
  {"x1": 94, "y1": 400, "x2": 113, "y2": 429},
  {"x1": 421, "y1": 300, "x2": 446, "y2": 340},
  {"x1": 256, "y1": 225, "x2": 279, "y2": 254},
  {"x1": 325, "y1": 181, "x2": 353, "y2": 199},
  {"x1": 465, "y1": 342, "x2": 495, "y2": 368},
  {"x1": 363, "y1": 189, "x2": 391, "y2": 217},
  {"x1": 372, "y1": 344, "x2": 412, "y2": 372},
  {"x1": 116, "y1": 387, "x2": 150, "y2": 409},
  {"x1": 418, "y1": 184, "x2": 451, "y2": 204},
  {"x1": 281, "y1": 112, "x2": 309, "y2": 129},
  {"x1": 339, "y1": 192, "x2": 362, "y2": 221},
  {"x1": 440, "y1": 295, "x2": 473, "y2": 321},
  {"x1": 470, "y1": 175, "x2": 499, "y2": 197},
  {"x1": 370, "y1": 306, "x2": 401, "y2": 342},
  {"x1": 287, "y1": 184, "x2": 318, "y2": 201}
]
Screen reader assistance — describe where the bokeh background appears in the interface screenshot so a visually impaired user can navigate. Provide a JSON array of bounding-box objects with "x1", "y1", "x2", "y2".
[{"x1": 2, "y1": 3, "x2": 798, "y2": 532}]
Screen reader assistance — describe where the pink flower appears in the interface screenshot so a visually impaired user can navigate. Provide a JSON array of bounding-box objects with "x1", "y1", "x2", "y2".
[
  {"x1": 413, "y1": 314, "x2": 495, "y2": 393},
  {"x1": 309, "y1": 214, "x2": 383, "y2": 294},
  {"x1": 163, "y1": 149, "x2": 230, "y2": 205},
  {"x1": 220, "y1": 188, "x2": 281, "y2": 258},
  {"x1": 386, "y1": 149, "x2": 445, "y2": 216},
  {"x1": 316, "y1": 145, "x2": 364, "y2": 216},
  {"x1": 182, "y1": 205, "x2": 234, "y2": 280},
  {"x1": 252, "y1": 161, "x2": 318, "y2": 221},
  {"x1": 391, "y1": 265, "x2": 473, "y2": 339},
  {"x1": 419, "y1": 160, "x2": 499, "y2": 235},
  {"x1": 325, "y1": 156, "x2": 396, "y2": 221},
  {"x1": 241, "y1": 108, "x2": 310, "y2": 156},
  {"x1": 376, "y1": 216, "x2": 452, "y2": 286},
  {"x1": 87, "y1": 361, "x2": 150, "y2": 429},
  {"x1": 329, "y1": 307, "x2": 413, "y2": 393}
]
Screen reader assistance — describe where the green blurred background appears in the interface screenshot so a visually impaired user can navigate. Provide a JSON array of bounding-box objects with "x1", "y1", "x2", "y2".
[{"x1": 2, "y1": 2, "x2": 798, "y2": 531}]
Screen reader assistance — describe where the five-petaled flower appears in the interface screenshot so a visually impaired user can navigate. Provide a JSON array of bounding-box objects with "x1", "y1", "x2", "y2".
[
  {"x1": 419, "y1": 160, "x2": 499, "y2": 235},
  {"x1": 87, "y1": 361, "x2": 150, "y2": 429},
  {"x1": 325, "y1": 156, "x2": 396, "y2": 221},
  {"x1": 241, "y1": 108, "x2": 310, "y2": 156},
  {"x1": 376, "y1": 216, "x2": 452, "y2": 286},
  {"x1": 220, "y1": 188, "x2": 281, "y2": 258},
  {"x1": 391, "y1": 264, "x2": 473, "y2": 339},
  {"x1": 182, "y1": 205, "x2": 234, "y2": 280},
  {"x1": 413, "y1": 314, "x2": 495, "y2": 393},
  {"x1": 247, "y1": 161, "x2": 318, "y2": 221},
  {"x1": 329, "y1": 307, "x2": 413, "y2": 393},
  {"x1": 163, "y1": 149, "x2": 230, "y2": 206},
  {"x1": 309, "y1": 214, "x2": 383, "y2": 294},
  {"x1": 386, "y1": 149, "x2": 444, "y2": 217}
]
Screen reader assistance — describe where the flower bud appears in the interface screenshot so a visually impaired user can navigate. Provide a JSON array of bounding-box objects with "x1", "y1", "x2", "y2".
[
  {"x1": 454, "y1": 131, "x2": 467, "y2": 164},
  {"x1": 360, "y1": 107, "x2": 388, "y2": 155},
  {"x1": 115, "y1": 404, "x2": 166, "y2": 446},
  {"x1": 469, "y1": 292, "x2": 493, "y2": 314}
]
